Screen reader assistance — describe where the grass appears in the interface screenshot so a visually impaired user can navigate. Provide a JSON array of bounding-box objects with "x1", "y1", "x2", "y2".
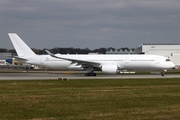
[{"x1": 0, "y1": 78, "x2": 180, "y2": 120}]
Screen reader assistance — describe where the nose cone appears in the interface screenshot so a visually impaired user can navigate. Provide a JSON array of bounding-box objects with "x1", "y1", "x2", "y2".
[{"x1": 171, "y1": 62, "x2": 176, "y2": 69}]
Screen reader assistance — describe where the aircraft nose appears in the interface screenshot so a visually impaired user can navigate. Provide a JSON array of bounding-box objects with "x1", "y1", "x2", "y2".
[{"x1": 171, "y1": 62, "x2": 176, "y2": 69}]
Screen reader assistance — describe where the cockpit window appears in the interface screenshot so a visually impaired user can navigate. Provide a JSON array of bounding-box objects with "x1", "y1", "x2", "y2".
[{"x1": 166, "y1": 59, "x2": 170, "y2": 62}]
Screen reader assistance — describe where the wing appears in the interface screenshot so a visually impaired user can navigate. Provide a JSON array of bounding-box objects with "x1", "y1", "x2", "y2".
[{"x1": 45, "y1": 50, "x2": 101, "y2": 69}]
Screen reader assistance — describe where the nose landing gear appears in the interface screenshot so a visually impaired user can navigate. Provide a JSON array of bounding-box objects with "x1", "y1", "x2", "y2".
[
  {"x1": 161, "y1": 72, "x2": 165, "y2": 76},
  {"x1": 161, "y1": 70, "x2": 167, "y2": 76}
]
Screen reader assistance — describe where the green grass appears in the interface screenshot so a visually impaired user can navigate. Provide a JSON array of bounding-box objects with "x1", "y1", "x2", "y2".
[{"x1": 1, "y1": 78, "x2": 180, "y2": 120}]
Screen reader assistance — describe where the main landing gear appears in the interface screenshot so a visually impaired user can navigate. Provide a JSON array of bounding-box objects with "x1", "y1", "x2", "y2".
[
  {"x1": 85, "y1": 72, "x2": 97, "y2": 76},
  {"x1": 85, "y1": 67, "x2": 97, "y2": 76},
  {"x1": 161, "y1": 70, "x2": 167, "y2": 76}
]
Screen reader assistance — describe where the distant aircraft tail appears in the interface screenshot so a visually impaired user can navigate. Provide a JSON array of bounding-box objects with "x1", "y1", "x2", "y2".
[{"x1": 8, "y1": 33, "x2": 36, "y2": 59}]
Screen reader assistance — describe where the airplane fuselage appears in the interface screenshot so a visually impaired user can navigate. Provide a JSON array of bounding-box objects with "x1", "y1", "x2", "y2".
[{"x1": 26, "y1": 54, "x2": 175, "y2": 72}]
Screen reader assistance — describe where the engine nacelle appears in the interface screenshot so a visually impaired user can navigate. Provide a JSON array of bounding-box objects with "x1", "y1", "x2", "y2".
[{"x1": 101, "y1": 64, "x2": 120, "y2": 74}]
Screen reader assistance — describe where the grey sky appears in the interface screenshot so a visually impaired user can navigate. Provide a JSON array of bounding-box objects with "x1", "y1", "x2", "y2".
[{"x1": 0, "y1": 0, "x2": 180, "y2": 49}]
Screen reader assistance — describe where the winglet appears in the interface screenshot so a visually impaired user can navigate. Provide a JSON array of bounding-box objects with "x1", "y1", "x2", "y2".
[
  {"x1": 45, "y1": 49, "x2": 60, "y2": 59},
  {"x1": 45, "y1": 49, "x2": 54, "y2": 56}
]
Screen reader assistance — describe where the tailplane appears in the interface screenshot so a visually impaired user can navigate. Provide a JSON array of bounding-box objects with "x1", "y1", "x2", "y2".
[{"x1": 8, "y1": 33, "x2": 36, "y2": 58}]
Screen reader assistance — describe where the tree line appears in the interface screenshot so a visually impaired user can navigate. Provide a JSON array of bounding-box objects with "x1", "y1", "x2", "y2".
[
  {"x1": 0, "y1": 47, "x2": 136, "y2": 55},
  {"x1": 0, "y1": 47, "x2": 107, "y2": 54}
]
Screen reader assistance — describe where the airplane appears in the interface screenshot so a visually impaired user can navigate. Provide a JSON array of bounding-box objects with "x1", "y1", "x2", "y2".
[{"x1": 8, "y1": 33, "x2": 176, "y2": 76}]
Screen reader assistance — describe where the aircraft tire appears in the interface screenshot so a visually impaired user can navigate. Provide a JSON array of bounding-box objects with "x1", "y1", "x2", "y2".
[
  {"x1": 85, "y1": 73, "x2": 97, "y2": 76},
  {"x1": 161, "y1": 72, "x2": 165, "y2": 76}
]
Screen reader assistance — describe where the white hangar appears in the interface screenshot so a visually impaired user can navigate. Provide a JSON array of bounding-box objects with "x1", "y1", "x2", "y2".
[{"x1": 136, "y1": 43, "x2": 180, "y2": 65}]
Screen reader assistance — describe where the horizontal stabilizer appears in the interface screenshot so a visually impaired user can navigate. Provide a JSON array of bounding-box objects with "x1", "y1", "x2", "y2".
[{"x1": 13, "y1": 56, "x2": 28, "y2": 61}]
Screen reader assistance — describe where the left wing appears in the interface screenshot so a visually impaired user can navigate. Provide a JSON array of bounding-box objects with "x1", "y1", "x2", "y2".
[{"x1": 45, "y1": 50, "x2": 101, "y2": 68}]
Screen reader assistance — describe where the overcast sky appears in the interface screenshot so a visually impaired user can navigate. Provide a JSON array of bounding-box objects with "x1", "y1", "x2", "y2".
[{"x1": 0, "y1": 0, "x2": 180, "y2": 50}]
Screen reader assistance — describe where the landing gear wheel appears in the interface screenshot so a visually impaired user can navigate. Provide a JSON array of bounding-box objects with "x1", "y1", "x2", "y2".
[
  {"x1": 93, "y1": 73, "x2": 96, "y2": 76},
  {"x1": 161, "y1": 72, "x2": 166, "y2": 76},
  {"x1": 85, "y1": 73, "x2": 97, "y2": 76}
]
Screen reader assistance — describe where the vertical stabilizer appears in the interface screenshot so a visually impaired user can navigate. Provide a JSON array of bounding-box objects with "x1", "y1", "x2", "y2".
[{"x1": 8, "y1": 33, "x2": 36, "y2": 57}]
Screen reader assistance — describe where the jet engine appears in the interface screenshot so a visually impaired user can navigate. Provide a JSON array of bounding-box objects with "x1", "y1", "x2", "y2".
[{"x1": 101, "y1": 64, "x2": 120, "y2": 74}]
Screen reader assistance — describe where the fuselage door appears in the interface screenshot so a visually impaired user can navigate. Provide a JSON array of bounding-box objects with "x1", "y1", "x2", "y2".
[
  {"x1": 156, "y1": 57, "x2": 160, "y2": 64},
  {"x1": 125, "y1": 57, "x2": 129, "y2": 64},
  {"x1": 40, "y1": 57, "x2": 44, "y2": 64}
]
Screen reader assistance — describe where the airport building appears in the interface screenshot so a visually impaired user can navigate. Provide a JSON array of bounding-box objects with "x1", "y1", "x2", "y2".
[
  {"x1": 0, "y1": 53, "x2": 15, "y2": 65},
  {"x1": 136, "y1": 43, "x2": 180, "y2": 65},
  {"x1": 106, "y1": 48, "x2": 136, "y2": 54},
  {"x1": 107, "y1": 43, "x2": 180, "y2": 65},
  {"x1": 0, "y1": 52, "x2": 40, "y2": 69}
]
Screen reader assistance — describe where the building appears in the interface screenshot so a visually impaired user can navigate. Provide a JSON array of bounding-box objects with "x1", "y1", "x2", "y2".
[
  {"x1": 0, "y1": 53, "x2": 14, "y2": 60},
  {"x1": 0, "y1": 52, "x2": 40, "y2": 69},
  {"x1": 0, "y1": 53, "x2": 15, "y2": 65},
  {"x1": 106, "y1": 43, "x2": 180, "y2": 65},
  {"x1": 106, "y1": 48, "x2": 136, "y2": 54},
  {"x1": 136, "y1": 43, "x2": 180, "y2": 65}
]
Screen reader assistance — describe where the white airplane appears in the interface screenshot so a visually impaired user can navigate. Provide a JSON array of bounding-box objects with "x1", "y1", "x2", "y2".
[{"x1": 8, "y1": 33, "x2": 176, "y2": 76}]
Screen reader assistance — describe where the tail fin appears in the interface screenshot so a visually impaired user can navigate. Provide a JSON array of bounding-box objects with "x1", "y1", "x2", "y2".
[{"x1": 8, "y1": 33, "x2": 36, "y2": 57}]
